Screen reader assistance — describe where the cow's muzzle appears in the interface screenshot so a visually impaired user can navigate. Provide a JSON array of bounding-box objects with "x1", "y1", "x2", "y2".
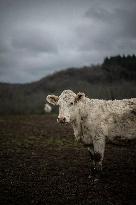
[{"x1": 57, "y1": 117, "x2": 67, "y2": 124}]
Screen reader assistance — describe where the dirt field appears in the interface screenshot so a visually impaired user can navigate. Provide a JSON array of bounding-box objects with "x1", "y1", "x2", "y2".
[{"x1": 0, "y1": 115, "x2": 136, "y2": 205}]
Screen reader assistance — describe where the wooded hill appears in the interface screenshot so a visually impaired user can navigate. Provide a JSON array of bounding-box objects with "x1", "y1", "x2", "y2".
[{"x1": 0, "y1": 55, "x2": 136, "y2": 114}]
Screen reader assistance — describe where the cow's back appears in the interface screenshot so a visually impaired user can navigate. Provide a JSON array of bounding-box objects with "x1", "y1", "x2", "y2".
[{"x1": 103, "y1": 98, "x2": 136, "y2": 143}]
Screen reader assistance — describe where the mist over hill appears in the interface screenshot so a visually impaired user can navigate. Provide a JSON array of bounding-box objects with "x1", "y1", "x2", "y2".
[{"x1": 0, "y1": 55, "x2": 136, "y2": 114}]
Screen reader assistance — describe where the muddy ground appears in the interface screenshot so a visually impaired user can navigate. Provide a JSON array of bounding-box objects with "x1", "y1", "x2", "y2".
[{"x1": 0, "y1": 115, "x2": 136, "y2": 205}]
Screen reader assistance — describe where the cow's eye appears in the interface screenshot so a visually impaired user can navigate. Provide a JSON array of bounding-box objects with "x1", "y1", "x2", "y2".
[{"x1": 70, "y1": 102, "x2": 74, "y2": 106}]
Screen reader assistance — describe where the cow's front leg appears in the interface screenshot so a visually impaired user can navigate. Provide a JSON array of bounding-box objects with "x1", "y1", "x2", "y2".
[
  {"x1": 87, "y1": 145, "x2": 95, "y2": 178},
  {"x1": 93, "y1": 136, "x2": 105, "y2": 179}
]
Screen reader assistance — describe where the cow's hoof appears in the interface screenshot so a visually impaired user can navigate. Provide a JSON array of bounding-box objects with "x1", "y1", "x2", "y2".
[
  {"x1": 93, "y1": 177, "x2": 99, "y2": 184},
  {"x1": 95, "y1": 164, "x2": 102, "y2": 172},
  {"x1": 88, "y1": 175, "x2": 100, "y2": 184},
  {"x1": 88, "y1": 174, "x2": 95, "y2": 181},
  {"x1": 88, "y1": 174, "x2": 92, "y2": 179}
]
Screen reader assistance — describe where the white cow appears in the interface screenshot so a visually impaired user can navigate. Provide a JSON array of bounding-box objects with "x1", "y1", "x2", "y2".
[
  {"x1": 44, "y1": 103, "x2": 52, "y2": 113},
  {"x1": 46, "y1": 90, "x2": 136, "y2": 179}
]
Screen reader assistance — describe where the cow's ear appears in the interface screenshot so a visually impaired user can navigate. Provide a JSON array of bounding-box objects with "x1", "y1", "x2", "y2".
[
  {"x1": 75, "y1": 92, "x2": 85, "y2": 103},
  {"x1": 46, "y1": 95, "x2": 59, "y2": 105}
]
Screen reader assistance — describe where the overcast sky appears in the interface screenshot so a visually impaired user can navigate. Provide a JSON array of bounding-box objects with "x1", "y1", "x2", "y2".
[{"x1": 0, "y1": 0, "x2": 136, "y2": 83}]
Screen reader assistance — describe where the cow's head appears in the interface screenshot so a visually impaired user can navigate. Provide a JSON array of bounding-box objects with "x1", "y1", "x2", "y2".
[{"x1": 46, "y1": 90, "x2": 85, "y2": 123}]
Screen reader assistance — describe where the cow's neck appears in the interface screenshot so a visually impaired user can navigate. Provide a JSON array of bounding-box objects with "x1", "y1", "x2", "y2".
[{"x1": 71, "y1": 101, "x2": 87, "y2": 141}]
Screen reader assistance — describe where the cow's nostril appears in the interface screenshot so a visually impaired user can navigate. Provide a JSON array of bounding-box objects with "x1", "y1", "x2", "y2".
[{"x1": 57, "y1": 117, "x2": 66, "y2": 123}]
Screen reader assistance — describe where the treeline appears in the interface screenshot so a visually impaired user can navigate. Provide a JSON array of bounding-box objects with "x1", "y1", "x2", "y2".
[
  {"x1": 104, "y1": 55, "x2": 136, "y2": 70},
  {"x1": 0, "y1": 55, "x2": 136, "y2": 114},
  {"x1": 103, "y1": 55, "x2": 136, "y2": 81}
]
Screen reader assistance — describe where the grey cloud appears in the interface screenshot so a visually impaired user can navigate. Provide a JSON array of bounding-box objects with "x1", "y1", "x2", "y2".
[
  {"x1": 76, "y1": 0, "x2": 136, "y2": 55},
  {"x1": 11, "y1": 28, "x2": 58, "y2": 53},
  {"x1": 0, "y1": 37, "x2": 12, "y2": 53},
  {"x1": 85, "y1": 7, "x2": 112, "y2": 22},
  {"x1": 85, "y1": 2, "x2": 136, "y2": 39}
]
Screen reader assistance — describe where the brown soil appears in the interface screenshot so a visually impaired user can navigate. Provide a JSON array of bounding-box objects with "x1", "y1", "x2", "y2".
[{"x1": 0, "y1": 115, "x2": 136, "y2": 205}]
